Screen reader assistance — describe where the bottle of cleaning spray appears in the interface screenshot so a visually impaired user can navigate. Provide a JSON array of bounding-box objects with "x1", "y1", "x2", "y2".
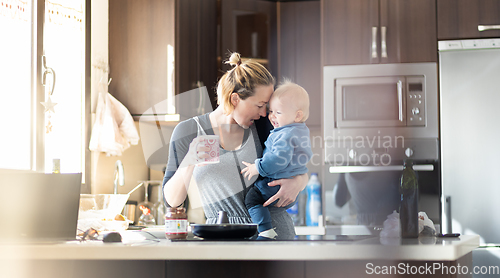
[
  {"x1": 306, "y1": 173, "x2": 322, "y2": 226},
  {"x1": 286, "y1": 188, "x2": 307, "y2": 226}
]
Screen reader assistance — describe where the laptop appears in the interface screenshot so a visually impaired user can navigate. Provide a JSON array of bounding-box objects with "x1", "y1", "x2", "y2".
[{"x1": 0, "y1": 172, "x2": 82, "y2": 243}]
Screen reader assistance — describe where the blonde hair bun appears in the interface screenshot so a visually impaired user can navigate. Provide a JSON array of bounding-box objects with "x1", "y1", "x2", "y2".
[
  {"x1": 217, "y1": 51, "x2": 274, "y2": 115},
  {"x1": 226, "y1": 52, "x2": 242, "y2": 67}
]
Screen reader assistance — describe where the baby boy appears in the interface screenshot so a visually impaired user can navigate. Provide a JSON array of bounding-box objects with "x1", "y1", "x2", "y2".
[{"x1": 241, "y1": 81, "x2": 312, "y2": 239}]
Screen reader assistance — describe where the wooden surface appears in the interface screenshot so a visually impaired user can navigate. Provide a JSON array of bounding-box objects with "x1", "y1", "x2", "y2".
[
  {"x1": 322, "y1": 0, "x2": 437, "y2": 65},
  {"x1": 176, "y1": 0, "x2": 218, "y2": 111},
  {"x1": 322, "y1": 0, "x2": 379, "y2": 65},
  {"x1": 220, "y1": 0, "x2": 277, "y2": 77},
  {"x1": 109, "y1": 0, "x2": 218, "y2": 115},
  {"x1": 437, "y1": 0, "x2": 500, "y2": 40},
  {"x1": 279, "y1": 1, "x2": 322, "y2": 127},
  {"x1": 381, "y1": 0, "x2": 437, "y2": 63},
  {"x1": 109, "y1": 0, "x2": 175, "y2": 115}
]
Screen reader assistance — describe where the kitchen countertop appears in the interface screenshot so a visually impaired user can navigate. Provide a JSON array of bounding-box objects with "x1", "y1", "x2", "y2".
[{"x1": 0, "y1": 232, "x2": 479, "y2": 262}]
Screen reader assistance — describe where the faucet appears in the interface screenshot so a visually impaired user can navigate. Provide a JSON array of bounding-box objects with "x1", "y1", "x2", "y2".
[{"x1": 114, "y1": 160, "x2": 125, "y2": 194}]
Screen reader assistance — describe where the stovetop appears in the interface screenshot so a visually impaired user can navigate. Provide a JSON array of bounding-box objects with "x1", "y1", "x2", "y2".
[{"x1": 171, "y1": 235, "x2": 375, "y2": 242}]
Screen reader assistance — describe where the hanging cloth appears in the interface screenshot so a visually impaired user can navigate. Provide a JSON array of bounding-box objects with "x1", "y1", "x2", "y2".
[{"x1": 89, "y1": 92, "x2": 140, "y2": 156}]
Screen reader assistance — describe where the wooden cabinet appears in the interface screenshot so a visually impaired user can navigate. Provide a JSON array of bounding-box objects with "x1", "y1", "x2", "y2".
[
  {"x1": 220, "y1": 0, "x2": 277, "y2": 77},
  {"x1": 279, "y1": 1, "x2": 321, "y2": 127},
  {"x1": 322, "y1": 0, "x2": 437, "y2": 65},
  {"x1": 437, "y1": 0, "x2": 500, "y2": 40},
  {"x1": 176, "y1": 0, "x2": 218, "y2": 115},
  {"x1": 109, "y1": 0, "x2": 217, "y2": 115}
]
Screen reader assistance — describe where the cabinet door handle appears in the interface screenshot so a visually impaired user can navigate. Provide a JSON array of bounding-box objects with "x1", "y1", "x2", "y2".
[
  {"x1": 397, "y1": 80, "x2": 403, "y2": 121},
  {"x1": 329, "y1": 164, "x2": 435, "y2": 173},
  {"x1": 371, "y1": 27, "x2": 378, "y2": 58},
  {"x1": 478, "y1": 25, "x2": 500, "y2": 31},
  {"x1": 381, "y1": 26, "x2": 387, "y2": 58}
]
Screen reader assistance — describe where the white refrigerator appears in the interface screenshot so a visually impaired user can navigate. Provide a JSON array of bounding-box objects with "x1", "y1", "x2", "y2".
[{"x1": 439, "y1": 38, "x2": 500, "y2": 245}]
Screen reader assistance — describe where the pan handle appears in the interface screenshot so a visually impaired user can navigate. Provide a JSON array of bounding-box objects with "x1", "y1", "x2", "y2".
[{"x1": 217, "y1": 211, "x2": 229, "y2": 224}]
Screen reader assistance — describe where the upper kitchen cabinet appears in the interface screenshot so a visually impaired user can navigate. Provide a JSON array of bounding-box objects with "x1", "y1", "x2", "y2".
[
  {"x1": 437, "y1": 0, "x2": 500, "y2": 40},
  {"x1": 279, "y1": 1, "x2": 321, "y2": 127},
  {"x1": 220, "y1": 0, "x2": 278, "y2": 77},
  {"x1": 322, "y1": 0, "x2": 437, "y2": 65},
  {"x1": 109, "y1": 0, "x2": 218, "y2": 116}
]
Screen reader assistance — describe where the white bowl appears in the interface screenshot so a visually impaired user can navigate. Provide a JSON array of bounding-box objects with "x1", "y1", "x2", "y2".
[{"x1": 78, "y1": 194, "x2": 130, "y2": 233}]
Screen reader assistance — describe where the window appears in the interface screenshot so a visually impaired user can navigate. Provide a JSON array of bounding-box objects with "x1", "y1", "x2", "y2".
[
  {"x1": 0, "y1": 0, "x2": 32, "y2": 170},
  {"x1": 0, "y1": 0, "x2": 86, "y2": 176}
]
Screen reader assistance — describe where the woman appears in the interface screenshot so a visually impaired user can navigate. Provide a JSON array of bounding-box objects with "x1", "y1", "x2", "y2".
[{"x1": 162, "y1": 53, "x2": 308, "y2": 239}]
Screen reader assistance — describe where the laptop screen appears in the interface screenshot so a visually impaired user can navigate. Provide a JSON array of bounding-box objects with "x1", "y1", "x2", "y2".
[{"x1": 0, "y1": 172, "x2": 82, "y2": 242}]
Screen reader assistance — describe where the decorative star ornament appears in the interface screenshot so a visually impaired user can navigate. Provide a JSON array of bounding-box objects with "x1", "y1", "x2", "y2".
[
  {"x1": 46, "y1": 120, "x2": 53, "y2": 134},
  {"x1": 41, "y1": 96, "x2": 57, "y2": 113}
]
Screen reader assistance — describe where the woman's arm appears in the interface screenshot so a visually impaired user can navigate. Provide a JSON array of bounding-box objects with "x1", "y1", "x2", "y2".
[
  {"x1": 263, "y1": 173, "x2": 308, "y2": 207},
  {"x1": 162, "y1": 120, "x2": 208, "y2": 207},
  {"x1": 163, "y1": 163, "x2": 194, "y2": 208}
]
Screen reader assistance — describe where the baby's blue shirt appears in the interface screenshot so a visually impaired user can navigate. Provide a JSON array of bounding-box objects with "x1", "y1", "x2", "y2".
[{"x1": 255, "y1": 122, "x2": 313, "y2": 180}]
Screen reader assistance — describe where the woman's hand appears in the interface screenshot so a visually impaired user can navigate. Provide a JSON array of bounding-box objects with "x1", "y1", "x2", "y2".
[
  {"x1": 180, "y1": 137, "x2": 210, "y2": 167},
  {"x1": 263, "y1": 173, "x2": 308, "y2": 207}
]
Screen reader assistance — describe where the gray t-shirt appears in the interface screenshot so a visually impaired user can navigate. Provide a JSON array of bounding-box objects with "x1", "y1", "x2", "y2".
[{"x1": 162, "y1": 113, "x2": 296, "y2": 239}]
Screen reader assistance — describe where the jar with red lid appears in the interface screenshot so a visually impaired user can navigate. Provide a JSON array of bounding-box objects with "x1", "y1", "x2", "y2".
[{"x1": 165, "y1": 207, "x2": 188, "y2": 239}]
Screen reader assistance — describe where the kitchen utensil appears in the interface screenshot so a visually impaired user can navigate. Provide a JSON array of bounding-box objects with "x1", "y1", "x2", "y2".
[
  {"x1": 128, "y1": 182, "x2": 144, "y2": 195},
  {"x1": 122, "y1": 200, "x2": 137, "y2": 224},
  {"x1": 217, "y1": 211, "x2": 229, "y2": 224},
  {"x1": 190, "y1": 211, "x2": 257, "y2": 239},
  {"x1": 191, "y1": 224, "x2": 258, "y2": 239}
]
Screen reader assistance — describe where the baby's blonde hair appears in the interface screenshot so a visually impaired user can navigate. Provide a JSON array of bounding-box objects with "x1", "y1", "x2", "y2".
[
  {"x1": 216, "y1": 52, "x2": 275, "y2": 115},
  {"x1": 272, "y1": 80, "x2": 310, "y2": 122}
]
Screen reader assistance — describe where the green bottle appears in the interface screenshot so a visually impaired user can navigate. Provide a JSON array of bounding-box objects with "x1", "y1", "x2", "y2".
[{"x1": 400, "y1": 159, "x2": 419, "y2": 238}]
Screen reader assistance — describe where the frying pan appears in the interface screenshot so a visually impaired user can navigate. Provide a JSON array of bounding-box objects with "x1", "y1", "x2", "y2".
[{"x1": 190, "y1": 211, "x2": 257, "y2": 239}]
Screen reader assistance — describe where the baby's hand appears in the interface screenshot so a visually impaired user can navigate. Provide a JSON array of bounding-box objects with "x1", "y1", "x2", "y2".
[{"x1": 241, "y1": 161, "x2": 258, "y2": 180}]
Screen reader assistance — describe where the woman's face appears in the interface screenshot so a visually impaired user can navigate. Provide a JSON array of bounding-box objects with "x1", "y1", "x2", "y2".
[{"x1": 232, "y1": 84, "x2": 274, "y2": 129}]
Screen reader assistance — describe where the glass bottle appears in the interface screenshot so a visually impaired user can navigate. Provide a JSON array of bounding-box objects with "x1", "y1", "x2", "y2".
[
  {"x1": 152, "y1": 184, "x2": 166, "y2": 225},
  {"x1": 399, "y1": 159, "x2": 419, "y2": 238},
  {"x1": 137, "y1": 182, "x2": 156, "y2": 226}
]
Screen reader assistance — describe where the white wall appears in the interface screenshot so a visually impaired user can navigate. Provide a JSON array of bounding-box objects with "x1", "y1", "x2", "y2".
[{"x1": 90, "y1": 0, "x2": 149, "y2": 202}]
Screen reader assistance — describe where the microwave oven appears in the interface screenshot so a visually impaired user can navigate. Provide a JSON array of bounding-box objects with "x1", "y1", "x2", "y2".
[{"x1": 323, "y1": 63, "x2": 439, "y2": 165}]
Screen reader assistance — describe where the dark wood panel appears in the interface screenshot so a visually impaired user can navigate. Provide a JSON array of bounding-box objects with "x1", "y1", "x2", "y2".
[
  {"x1": 291, "y1": 2, "x2": 321, "y2": 126},
  {"x1": 165, "y1": 260, "x2": 305, "y2": 278},
  {"x1": 306, "y1": 253, "x2": 473, "y2": 278},
  {"x1": 322, "y1": 0, "x2": 379, "y2": 65},
  {"x1": 437, "y1": 0, "x2": 500, "y2": 40},
  {"x1": 278, "y1": 2, "x2": 297, "y2": 81},
  {"x1": 176, "y1": 0, "x2": 218, "y2": 106},
  {"x1": 220, "y1": 0, "x2": 277, "y2": 76},
  {"x1": 199, "y1": 0, "x2": 219, "y2": 109},
  {"x1": 109, "y1": 0, "x2": 175, "y2": 115},
  {"x1": 382, "y1": 0, "x2": 437, "y2": 63}
]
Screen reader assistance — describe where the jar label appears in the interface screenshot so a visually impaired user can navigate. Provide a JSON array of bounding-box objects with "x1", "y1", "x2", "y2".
[{"x1": 165, "y1": 219, "x2": 188, "y2": 234}]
